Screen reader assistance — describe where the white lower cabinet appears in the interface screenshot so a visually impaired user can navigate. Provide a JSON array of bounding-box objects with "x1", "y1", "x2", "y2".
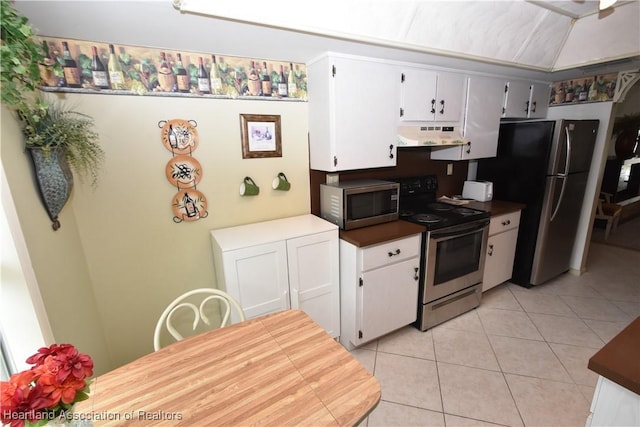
[
  {"x1": 482, "y1": 211, "x2": 521, "y2": 292},
  {"x1": 340, "y1": 234, "x2": 421, "y2": 349},
  {"x1": 587, "y1": 376, "x2": 640, "y2": 427},
  {"x1": 211, "y1": 215, "x2": 340, "y2": 338}
]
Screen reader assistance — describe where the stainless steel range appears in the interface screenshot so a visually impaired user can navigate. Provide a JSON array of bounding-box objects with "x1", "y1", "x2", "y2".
[{"x1": 397, "y1": 175, "x2": 490, "y2": 331}]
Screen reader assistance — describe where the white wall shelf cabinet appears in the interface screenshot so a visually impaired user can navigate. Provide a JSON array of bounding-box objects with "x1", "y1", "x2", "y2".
[
  {"x1": 503, "y1": 80, "x2": 551, "y2": 119},
  {"x1": 339, "y1": 234, "x2": 421, "y2": 350},
  {"x1": 430, "y1": 75, "x2": 505, "y2": 161},
  {"x1": 399, "y1": 68, "x2": 466, "y2": 123},
  {"x1": 307, "y1": 53, "x2": 399, "y2": 171},
  {"x1": 482, "y1": 211, "x2": 521, "y2": 292},
  {"x1": 210, "y1": 214, "x2": 340, "y2": 338}
]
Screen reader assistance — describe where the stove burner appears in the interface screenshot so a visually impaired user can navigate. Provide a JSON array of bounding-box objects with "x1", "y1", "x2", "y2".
[
  {"x1": 412, "y1": 213, "x2": 442, "y2": 224},
  {"x1": 453, "y1": 207, "x2": 480, "y2": 216},
  {"x1": 395, "y1": 175, "x2": 490, "y2": 231},
  {"x1": 427, "y1": 203, "x2": 453, "y2": 212}
]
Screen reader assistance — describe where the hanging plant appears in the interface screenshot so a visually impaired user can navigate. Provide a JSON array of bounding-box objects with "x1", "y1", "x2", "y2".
[
  {"x1": 19, "y1": 98, "x2": 105, "y2": 229},
  {"x1": 20, "y1": 98, "x2": 104, "y2": 187},
  {"x1": 0, "y1": 0, "x2": 43, "y2": 106},
  {"x1": 1, "y1": 0, "x2": 104, "y2": 229}
]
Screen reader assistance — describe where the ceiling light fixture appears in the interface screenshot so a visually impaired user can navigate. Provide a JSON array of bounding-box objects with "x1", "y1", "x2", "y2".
[{"x1": 599, "y1": 0, "x2": 618, "y2": 10}]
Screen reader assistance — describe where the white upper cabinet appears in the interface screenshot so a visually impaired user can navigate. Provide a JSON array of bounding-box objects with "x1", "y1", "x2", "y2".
[
  {"x1": 431, "y1": 75, "x2": 505, "y2": 160},
  {"x1": 503, "y1": 80, "x2": 551, "y2": 119},
  {"x1": 528, "y1": 82, "x2": 551, "y2": 118},
  {"x1": 399, "y1": 68, "x2": 466, "y2": 122},
  {"x1": 308, "y1": 53, "x2": 399, "y2": 171}
]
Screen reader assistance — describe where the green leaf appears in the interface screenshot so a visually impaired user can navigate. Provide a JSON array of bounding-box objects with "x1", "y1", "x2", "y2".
[
  {"x1": 19, "y1": 24, "x2": 32, "y2": 37},
  {"x1": 75, "y1": 390, "x2": 90, "y2": 402}
]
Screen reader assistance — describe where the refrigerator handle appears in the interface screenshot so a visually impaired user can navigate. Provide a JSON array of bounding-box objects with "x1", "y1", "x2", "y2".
[
  {"x1": 550, "y1": 176, "x2": 567, "y2": 222},
  {"x1": 550, "y1": 126, "x2": 572, "y2": 222},
  {"x1": 562, "y1": 126, "x2": 572, "y2": 176}
]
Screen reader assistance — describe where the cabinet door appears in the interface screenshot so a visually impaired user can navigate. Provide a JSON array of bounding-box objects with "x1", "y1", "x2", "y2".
[
  {"x1": 528, "y1": 82, "x2": 551, "y2": 118},
  {"x1": 400, "y1": 70, "x2": 465, "y2": 123},
  {"x1": 222, "y1": 241, "x2": 289, "y2": 320},
  {"x1": 400, "y1": 68, "x2": 438, "y2": 121},
  {"x1": 463, "y1": 75, "x2": 504, "y2": 159},
  {"x1": 503, "y1": 80, "x2": 531, "y2": 118},
  {"x1": 331, "y1": 56, "x2": 399, "y2": 170},
  {"x1": 482, "y1": 229, "x2": 518, "y2": 292},
  {"x1": 358, "y1": 258, "x2": 419, "y2": 344},
  {"x1": 435, "y1": 72, "x2": 466, "y2": 122},
  {"x1": 287, "y1": 230, "x2": 340, "y2": 338},
  {"x1": 431, "y1": 75, "x2": 503, "y2": 160}
]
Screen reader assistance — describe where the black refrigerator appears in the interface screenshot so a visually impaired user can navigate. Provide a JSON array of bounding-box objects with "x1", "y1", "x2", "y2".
[{"x1": 476, "y1": 119, "x2": 599, "y2": 286}]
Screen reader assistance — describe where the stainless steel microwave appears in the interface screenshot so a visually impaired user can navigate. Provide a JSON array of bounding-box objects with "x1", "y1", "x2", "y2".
[{"x1": 320, "y1": 180, "x2": 399, "y2": 230}]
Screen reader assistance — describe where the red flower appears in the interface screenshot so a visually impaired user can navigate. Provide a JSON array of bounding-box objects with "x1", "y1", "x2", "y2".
[
  {"x1": 25, "y1": 343, "x2": 73, "y2": 366},
  {"x1": 0, "y1": 371, "x2": 56, "y2": 427},
  {"x1": 38, "y1": 372, "x2": 87, "y2": 405},
  {"x1": 52, "y1": 345, "x2": 93, "y2": 383},
  {"x1": 1, "y1": 344, "x2": 93, "y2": 426}
]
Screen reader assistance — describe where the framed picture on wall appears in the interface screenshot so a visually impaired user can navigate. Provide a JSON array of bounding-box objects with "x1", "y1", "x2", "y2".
[{"x1": 240, "y1": 114, "x2": 282, "y2": 158}]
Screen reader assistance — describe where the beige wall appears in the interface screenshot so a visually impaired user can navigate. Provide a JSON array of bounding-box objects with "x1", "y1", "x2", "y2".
[
  {"x1": 1, "y1": 93, "x2": 310, "y2": 371},
  {"x1": 1, "y1": 105, "x2": 111, "y2": 374}
]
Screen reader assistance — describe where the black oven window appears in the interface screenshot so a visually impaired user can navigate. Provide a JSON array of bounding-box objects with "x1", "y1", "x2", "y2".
[{"x1": 434, "y1": 231, "x2": 483, "y2": 285}]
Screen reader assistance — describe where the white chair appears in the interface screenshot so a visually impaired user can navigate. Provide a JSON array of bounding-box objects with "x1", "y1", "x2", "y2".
[
  {"x1": 595, "y1": 192, "x2": 622, "y2": 240},
  {"x1": 153, "y1": 288, "x2": 245, "y2": 351}
]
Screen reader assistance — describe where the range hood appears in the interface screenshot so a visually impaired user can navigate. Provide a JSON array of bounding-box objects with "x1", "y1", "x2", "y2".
[{"x1": 397, "y1": 125, "x2": 468, "y2": 147}]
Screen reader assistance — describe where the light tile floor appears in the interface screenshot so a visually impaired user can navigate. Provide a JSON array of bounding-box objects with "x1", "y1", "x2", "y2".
[{"x1": 350, "y1": 242, "x2": 640, "y2": 426}]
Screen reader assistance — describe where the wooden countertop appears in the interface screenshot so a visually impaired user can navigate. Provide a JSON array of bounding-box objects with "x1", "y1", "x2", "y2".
[
  {"x1": 339, "y1": 220, "x2": 426, "y2": 248},
  {"x1": 466, "y1": 200, "x2": 526, "y2": 216},
  {"x1": 75, "y1": 310, "x2": 381, "y2": 425},
  {"x1": 339, "y1": 200, "x2": 524, "y2": 248},
  {"x1": 588, "y1": 316, "x2": 640, "y2": 395}
]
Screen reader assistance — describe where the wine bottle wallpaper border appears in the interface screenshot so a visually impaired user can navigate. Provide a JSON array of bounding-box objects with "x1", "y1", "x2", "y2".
[
  {"x1": 549, "y1": 72, "x2": 618, "y2": 106},
  {"x1": 37, "y1": 36, "x2": 308, "y2": 101}
]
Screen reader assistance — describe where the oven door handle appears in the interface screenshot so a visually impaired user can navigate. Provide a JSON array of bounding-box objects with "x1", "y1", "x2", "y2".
[{"x1": 430, "y1": 219, "x2": 490, "y2": 240}]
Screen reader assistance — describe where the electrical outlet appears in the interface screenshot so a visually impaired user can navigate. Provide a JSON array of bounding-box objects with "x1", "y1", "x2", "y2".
[
  {"x1": 447, "y1": 163, "x2": 454, "y2": 176},
  {"x1": 326, "y1": 173, "x2": 339, "y2": 184}
]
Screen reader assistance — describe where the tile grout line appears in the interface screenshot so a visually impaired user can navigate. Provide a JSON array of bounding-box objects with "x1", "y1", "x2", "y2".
[{"x1": 477, "y1": 296, "x2": 527, "y2": 427}]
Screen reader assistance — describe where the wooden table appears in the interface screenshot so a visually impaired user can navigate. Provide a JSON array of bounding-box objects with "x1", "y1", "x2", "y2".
[{"x1": 75, "y1": 310, "x2": 381, "y2": 426}]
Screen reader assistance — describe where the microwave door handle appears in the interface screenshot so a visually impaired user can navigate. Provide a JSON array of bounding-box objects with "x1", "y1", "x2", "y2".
[{"x1": 431, "y1": 219, "x2": 490, "y2": 240}]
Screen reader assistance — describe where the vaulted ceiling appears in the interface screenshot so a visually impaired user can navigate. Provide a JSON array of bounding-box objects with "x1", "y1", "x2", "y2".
[
  {"x1": 175, "y1": 0, "x2": 640, "y2": 72},
  {"x1": 15, "y1": 1, "x2": 640, "y2": 82}
]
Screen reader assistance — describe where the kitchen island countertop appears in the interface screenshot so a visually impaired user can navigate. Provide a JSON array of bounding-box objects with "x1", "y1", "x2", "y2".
[{"x1": 588, "y1": 316, "x2": 640, "y2": 395}]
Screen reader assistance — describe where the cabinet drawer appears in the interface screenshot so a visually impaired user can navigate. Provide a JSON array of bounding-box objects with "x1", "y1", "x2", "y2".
[
  {"x1": 489, "y1": 211, "x2": 521, "y2": 235},
  {"x1": 361, "y1": 234, "x2": 421, "y2": 271}
]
